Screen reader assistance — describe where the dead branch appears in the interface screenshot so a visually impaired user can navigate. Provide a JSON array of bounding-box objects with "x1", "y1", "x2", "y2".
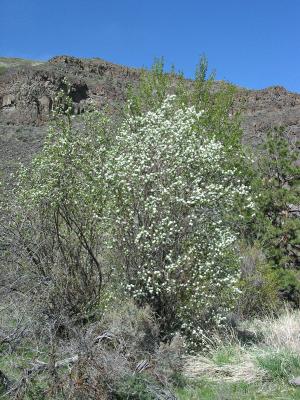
[{"x1": 6, "y1": 355, "x2": 78, "y2": 398}]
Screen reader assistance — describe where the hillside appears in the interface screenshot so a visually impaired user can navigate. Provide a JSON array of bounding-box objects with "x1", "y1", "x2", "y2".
[
  {"x1": 0, "y1": 57, "x2": 44, "y2": 75},
  {"x1": 0, "y1": 55, "x2": 300, "y2": 181},
  {"x1": 1, "y1": 56, "x2": 300, "y2": 400}
]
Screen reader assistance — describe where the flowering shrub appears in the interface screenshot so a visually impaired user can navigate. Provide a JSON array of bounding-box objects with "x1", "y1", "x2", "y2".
[
  {"x1": 14, "y1": 103, "x2": 112, "y2": 319},
  {"x1": 13, "y1": 77, "x2": 254, "y2": 348},
  {"x1": 109, "y1": 95, "x2": 254, "y2": 349}
]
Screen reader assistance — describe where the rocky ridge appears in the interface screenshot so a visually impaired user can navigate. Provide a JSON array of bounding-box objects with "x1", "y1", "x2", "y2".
[{"x1": 0, "y1": 55, "x2": 299, "y2": 180}]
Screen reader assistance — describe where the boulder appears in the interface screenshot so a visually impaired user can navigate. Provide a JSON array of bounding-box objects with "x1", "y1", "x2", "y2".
[{"x1": 38, "y1": 95, "x2": 52, "y2": 115}]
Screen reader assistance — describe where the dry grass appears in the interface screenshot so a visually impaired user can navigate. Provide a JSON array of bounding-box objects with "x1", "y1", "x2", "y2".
[
  {"x1": 249, "y1": 308, "x2": 300, "y2": 353},
  {"x1": 183, "y1": 353, "x2": 266, "y2": 383},
  {"x1": 182, "y1": 308, "x2": 300, "y2": 384}
]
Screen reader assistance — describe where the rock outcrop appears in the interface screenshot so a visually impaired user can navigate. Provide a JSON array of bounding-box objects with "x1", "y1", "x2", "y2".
[
  {"x1": 236, "y1": 85, "x2": 300, "y2": 147},
  {"x1": 0, "y1": 55, "x2": 299, "y2": 180},
  {"x1": 0, "y1": 56, "x2": 140, "y2": 126}
]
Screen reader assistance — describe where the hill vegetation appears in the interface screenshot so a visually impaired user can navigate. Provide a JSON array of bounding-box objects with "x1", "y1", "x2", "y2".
[
  {"x1": 0, "y1": 58, "x2": 299, "y2": 399},
  {"x1": 0, "y1": 57, "x2": 43, "y2": 76}
]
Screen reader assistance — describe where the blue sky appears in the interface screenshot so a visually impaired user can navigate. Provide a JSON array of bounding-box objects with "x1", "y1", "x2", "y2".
[{"x1": 1, "y1": 0, "x2": 300, "y2": 92}]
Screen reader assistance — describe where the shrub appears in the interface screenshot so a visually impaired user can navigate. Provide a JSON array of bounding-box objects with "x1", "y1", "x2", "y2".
[
  {"x1": 237, "y1": 244, "x2": 280, "y2": 318},
  {"x1": 113, "y1": 374, "x2": 159, "y2": 400},
  {"x1": 8, "y1": 60, "x2": 255, "y2": 350},
  {"x1": 8, "y1": 95, "x2": 112, "y2": 323},
  {"x1": 109, "y1": 94, "x2": 254, "y2": 349},
  {"x1": 0, "y1": 65, "x2": 6, "y2": 75},
  {"x1": 66, "y1": 302, "x2": 181, "y2": 400},
  {"x1": 277, "y1": 269, "x2": 300, "y2": 307},
  {"x1": 254, "y1": 128, "x2": 300, "y2": 270}
]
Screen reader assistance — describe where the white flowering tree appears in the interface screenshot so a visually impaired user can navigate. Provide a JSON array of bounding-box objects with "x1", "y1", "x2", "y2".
[
  {"x1": 10, "y1": 62, "x2": 255, "y2": 348},
  {"x1": 109, "y1": 95, "x2": 254, "y2": 348}
]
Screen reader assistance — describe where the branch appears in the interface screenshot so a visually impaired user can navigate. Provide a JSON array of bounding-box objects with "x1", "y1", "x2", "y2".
[{"x1": 6, "y1": 355, "x2": 79, "y2": 398}]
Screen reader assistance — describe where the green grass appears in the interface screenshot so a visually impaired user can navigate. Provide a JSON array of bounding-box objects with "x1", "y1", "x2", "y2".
[
  {"x1": 0, "y1": 343, "x2": 65, "y2": 400},
  {"x1": 178, "y1": 309, "x2": 300, "y2": 400},
  {"x1": 210, "y1": 345, "x2": 243, "y2": 366},
  {"x1": 178, "y1": 348, "x2": 300, "y2": 399},
  {"x1": 0, "y1": 347, "x2": 46, "y2": 381},
  {"x1": 176, "y1": 379, "x2": 300, "y2": 400},
  {"x1": 256, "y1": 350, "x2": 300, "y2": 381}
]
